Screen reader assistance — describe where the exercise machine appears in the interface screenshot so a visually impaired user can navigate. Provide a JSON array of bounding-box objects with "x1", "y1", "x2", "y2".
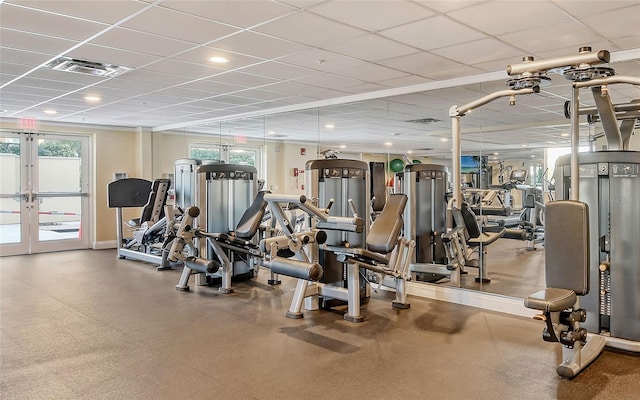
[
  {"x1": 525, "y1": 200, "x2": 606, "y2": 378},
  {"x1": 107, "y1": 177, "x2": 174, "y2": 269},
  {"x1": 264, "y1": 193, "x2": 414, "y2": 322}
]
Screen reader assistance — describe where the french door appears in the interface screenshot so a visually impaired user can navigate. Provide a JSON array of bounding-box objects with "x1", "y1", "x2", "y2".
[{"x1": 0, "y1": 132, "x2": 90, "y2": 256}]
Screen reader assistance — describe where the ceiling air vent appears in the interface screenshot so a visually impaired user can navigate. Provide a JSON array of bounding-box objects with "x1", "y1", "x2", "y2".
[
  {"x1": 405, "y1": 118, "x2": 443, "y2": 124},
  {"x1": 44, "y1": 57, "x2": 130, "y2": 78}
]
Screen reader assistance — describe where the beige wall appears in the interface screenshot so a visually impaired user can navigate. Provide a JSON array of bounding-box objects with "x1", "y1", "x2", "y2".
[{"x1": 4, "y1": 117, "x2": 634, "y2": 247}]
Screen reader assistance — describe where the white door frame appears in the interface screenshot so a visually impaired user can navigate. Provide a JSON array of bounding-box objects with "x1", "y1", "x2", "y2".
[{"x1": 0, "y1": 131, "x2": 91, "y2": 256}]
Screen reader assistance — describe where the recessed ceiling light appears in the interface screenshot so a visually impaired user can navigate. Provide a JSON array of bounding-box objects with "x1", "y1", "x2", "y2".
[
  {"x1": 440, "y1": 138, "x2": 448, "y2": 142},
  {"x1": 44, "y1": 109, "x2": 57, "y2": 115},
  {"x1": 531, "y1": 155, "x2": 536, "y2": 158},
  {"x1": 84, "y1": 95, "x2": 101, "y2": 102},
  {"x1": 521, "y1": 144, "x2": 527, "y2": 147},
  {"x1": 561, "y1": 133, "x2": 570, "y2": 137},
  {"x1": 339, "y1": 145, "x2": 346, "y2": 149},
  {"x1": 325, "y1": 123, "x2": 334, "y2": 129},
  {"x1": 209, "y1": 56, "x2": 230, "y2": 64},
  {"x1": 407, "y1": 150, "x2": 413, "y2": 154},
  {"x1": 493, "y1": 152, "x2": 499, "y2": 155},
  {"x1": 267, "y1": 131, "x2": 276, "y2": 135},
  {"x1": 384, "y1": 142, "x2": 392, "y2": 146}
]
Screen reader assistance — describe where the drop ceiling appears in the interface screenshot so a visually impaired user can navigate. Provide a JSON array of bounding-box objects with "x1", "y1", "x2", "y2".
[{"x1": 1, "y1": 0, "x2": 639, "y2": 159}]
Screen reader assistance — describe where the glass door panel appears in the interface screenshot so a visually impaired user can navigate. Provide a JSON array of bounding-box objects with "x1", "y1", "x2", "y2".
[
  {"x1": 0, "y1": 133, "x2": 28, "y2": 255},
  {"x1": 0, "y1": 132, "x2": 90, "y2": 255}
]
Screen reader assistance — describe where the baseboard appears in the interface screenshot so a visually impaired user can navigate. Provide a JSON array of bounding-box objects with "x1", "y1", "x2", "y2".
[
  {"x1": 93, "y1": 240, "x2": 117, "y2": 250},
  {"x1": 406, "y1": 281, "x2": 538, "y2": 319}
]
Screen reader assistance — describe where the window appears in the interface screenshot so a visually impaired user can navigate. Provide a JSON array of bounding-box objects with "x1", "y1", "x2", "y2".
[{"x1": 189, "y1": 143, "x2": 263, "y2": 178}]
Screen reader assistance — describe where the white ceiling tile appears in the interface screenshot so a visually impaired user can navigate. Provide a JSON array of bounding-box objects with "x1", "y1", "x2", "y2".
[
  {"x1": 153, "y1": 87, "x2": 209, "y2": 100},
  {"x1": 552, "y1": 0, "x2": 637, "y2": 17},
  {"x1": 142, "y1": 59, "x2": 225, "y2": 79},
  {"x1": 0, "y1": 47, "x2": 53, "y2": 66},
  {"x1": 178, "y1": 79, "x2": 247, "y2": 94},
  {"x1": 377, "y1": 51, "x2": 464, "y2": 75},
  {"x1": 277, "y1": 48, "x2": 364, "y2": 73},
  {"x1": 253, "y1": 11, "x2": 365, "y2": 47},
  {"x1": 0, "y1": 28, "x2": 78, "y2": 55},
  {"x1": 448, "y1": 1, "x2": 570, "y2": 36},
  {"x1": 0, "y1": 62, "x2": 32, "y2": 76},
  {"x1": 497, "y1": 21, "x2": 605, "y2": 56},
  {"x1": 421, "y1": 64, "x2": 485, "y2": 80},
  {"x1": 473, "y1": 56, "x2": 519, "y2": 72},
  {"x1": 96, "y1": 77, "x2": 168, "y2": 93},
  {"x1": 309, "y1": 1, "x2": 434, "y2": 31},
  {"x1": 534, "y1": 41, "x2": 616, "y2": 60},
  {"x1": 413, "y1": 1, "x2": 485, "y2": 13},
  {"x1": 121, "y1": 6, "x2": 239, "y2": 44},
  {"x1": 66, "y1": 44, "x2": 162, "y2": 69},
  {"x1": 431, "y1": 38, "x2": 524, "y2": 66},
  {"x1": 0, "y1": 4, "x2": 106, "y2": 41},
  {"x1": 379, "y1": 15, "x2": 486, "y2": 51},
  {"x1": 331, "y1": 63, "x2": 408, "y2": 82},
  {"x1": 28, "y1": 68, "x2": 107, "y2": 85},
  {"x1": 261, "y1": 80, "x2": 328, "y2": 96},
  {"x1": 172, "y1": 47, "x2": 265, "y2": 70},
  {"x1": 201, "y1": 31, "x2": 307, "y2": 60},
  {"x1": 119, "y1": 69, "x2": 192, "y2": 86},
  {"x1": 162, "y1": 0, "x2": 297, "y2": 28},
  {"x1": 278, "y1": 0, "x2": 326, "y2": 9},
  {"x1": 579, "y1": 4, "x2": 640, "y2": 40},
  {"x1": 610, "y1": 35, "x2": 640, "y2": 49},
  {"x1": 90, "y1": 28, "x2": 195, "y2": 58},
  {"x1": 240, "y1": 61, "x2": 314, "y2": 80},
  {"x1": 322, "y1": 34, "x2": 418, "y2": 62},
  {"x1": 204, "y1": 71, "x2": 279, "y2": 88},
  {"x1": 293, "y1": 73, "x2": 366, "y2": 91},
  {"x1": 232, "y1": 88, "x2": 292, "y2": 101},
  {"x1": 9, "y1": 76, "x2": 86, "y2": 92},
  {"x1": 377, "y1": 74, "x2": 432, "y2": 87},
  {"x1": 6, "y1": 0, "x2": 149, "y2": 24}
]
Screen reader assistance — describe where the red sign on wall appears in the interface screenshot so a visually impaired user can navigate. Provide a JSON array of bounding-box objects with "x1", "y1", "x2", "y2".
[{"x1": 20, "y1": 117, "x2": 38, "y2": 131}]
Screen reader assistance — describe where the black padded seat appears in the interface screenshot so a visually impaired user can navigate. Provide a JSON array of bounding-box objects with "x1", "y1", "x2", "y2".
[
  {"x1": 234, "y1": 191, "x2": 270, "y2": 239},
  {"x1": 324, "y1": 194, "x2": 407, "y2": 267},
  {"x1": 458, "y1": 203, "x2": 504, "y2": 246},
  {"x1": 525, "y1": 288, "x2": 577, "y2": 312}
]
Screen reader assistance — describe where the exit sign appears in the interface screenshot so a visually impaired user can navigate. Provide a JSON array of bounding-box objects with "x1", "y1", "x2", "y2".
[{"x1": 20, "y1": 117, "x2": 38, "y2": 131}]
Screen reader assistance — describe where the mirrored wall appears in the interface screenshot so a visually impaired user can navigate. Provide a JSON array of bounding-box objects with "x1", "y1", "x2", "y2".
[{"x1": 152, "y1": 56, "x2": 640, "y2": 301}]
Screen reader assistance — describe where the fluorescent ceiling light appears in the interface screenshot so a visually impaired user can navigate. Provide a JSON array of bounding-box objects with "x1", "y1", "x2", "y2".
[
  {"x1": 209, "y1": 56, "x2": 230, "y2": 63},
  {"x1": 44, "y1": 109, "x2": 57, "y2": 115},
  {"x1": 84, "y1": 95, "x2": 101, "y2": 102}
]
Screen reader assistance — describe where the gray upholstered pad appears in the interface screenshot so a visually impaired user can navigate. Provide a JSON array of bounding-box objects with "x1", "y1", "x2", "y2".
[
  {"x1": 525, "y1": 288, "x2": 577, "y2": 312},
  {"x1": 544, "y1": 201, "x2": 589, "y2": 295}
]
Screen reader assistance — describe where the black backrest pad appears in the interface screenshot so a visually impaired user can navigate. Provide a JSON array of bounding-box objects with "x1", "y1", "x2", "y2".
[
  {"x1": 545, "y1": 200, "x2": 590, "y2": 295},
  {"x1": 366, "y1": 193, "x2": 407, "y2": 254},
  {"x1": 369, "y1": 162, "x2": 387, "y2": 212},
  {"x1": 139, "y1": 179, "x2": 170, "y2": 222},
  {"x1": 235, "y1": 190, "x2": 270, "y2": 239},
  {"x1": 460, "y1": 203, "x2": 481, "y2": 239},
  {"x1": 108, "y1": 178, "x2": 152, "y2": 208}
]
